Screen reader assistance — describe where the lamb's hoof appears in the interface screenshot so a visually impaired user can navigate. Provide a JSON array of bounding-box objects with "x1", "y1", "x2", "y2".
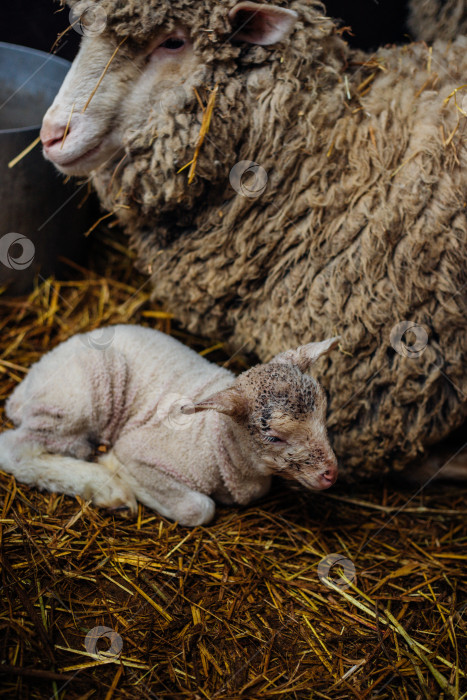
[
  {"x1": 87, "y1": 478, "x2": 137, "y2": 516},
  {"x1": 107, "y1": 504, "x2": 135, "y2": 516}
]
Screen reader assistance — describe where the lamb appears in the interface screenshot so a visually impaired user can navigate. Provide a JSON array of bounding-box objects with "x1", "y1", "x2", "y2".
[
  {"x1": 40, "y1": 1, "x2": 467, "y2": 479},
  {"x1": 0, "y1": 326, "x2": 339, "y2": 526}
]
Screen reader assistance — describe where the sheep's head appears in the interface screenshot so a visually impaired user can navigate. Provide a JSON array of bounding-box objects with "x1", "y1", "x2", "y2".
[
  {"x1": 41, "y1": 1, "x2": 300, "y2": 178},
  {"x1": 188, "y1": 337, "x2": 340, "y2": 490}
]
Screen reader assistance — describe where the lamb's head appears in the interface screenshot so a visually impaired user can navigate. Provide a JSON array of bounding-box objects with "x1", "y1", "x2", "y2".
[
  {"x1": 41, "y1": 1, "x2": 300, "y2": 178},
  {"x1": 190, "y1": 337, "x2": 340, "y2": 490}
]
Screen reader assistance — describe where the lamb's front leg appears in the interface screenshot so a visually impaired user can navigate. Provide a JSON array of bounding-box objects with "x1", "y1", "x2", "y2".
[
  {"x1": 0, "y1": 429, "x2": 137, "y2": 514},
  {"x1": 101, "y1": 450, "x2": 215, "y2": 527}
]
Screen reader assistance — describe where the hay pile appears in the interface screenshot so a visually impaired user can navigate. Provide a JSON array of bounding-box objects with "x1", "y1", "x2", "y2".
[{"x1": 0, "y1": 231, "x2": 466, "y2": 698}]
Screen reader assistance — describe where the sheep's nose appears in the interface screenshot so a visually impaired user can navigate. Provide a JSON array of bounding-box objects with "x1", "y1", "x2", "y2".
[
  {"x1": 319, "y1": 463, "x2": 338, "y2": 488},
  {"x1": 40, "y1": 121, "x2": 68, "y2": 150}
]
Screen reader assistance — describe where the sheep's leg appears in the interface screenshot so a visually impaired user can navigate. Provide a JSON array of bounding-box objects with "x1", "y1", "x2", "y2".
[
  {"x1": 101, "y1": 449, "x2": 215, "y2": 527},
  {"x1": 0, "y1": 429, "x2": 137, "y2": 513},
  {"x1": 404, "y1": 446, "x2": 467, "y2": 484}
]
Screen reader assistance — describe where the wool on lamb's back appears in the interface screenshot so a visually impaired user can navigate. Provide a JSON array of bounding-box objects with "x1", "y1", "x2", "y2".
[{"x1": 59, "y1": 1, "x2": 466, "y2": 478}]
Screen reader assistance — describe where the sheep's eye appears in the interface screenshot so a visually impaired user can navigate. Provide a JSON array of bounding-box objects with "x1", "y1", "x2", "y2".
[
  {"x1": 265, "y1": 435, "x2": 283, "y2": 443},
  {"x1": 159, "y1": 37, "x2": 186, "y2": 50}
]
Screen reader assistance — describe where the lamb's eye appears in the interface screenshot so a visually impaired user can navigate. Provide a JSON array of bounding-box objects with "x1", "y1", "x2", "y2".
[
  {"x1": 265, "y1": 435, "x2": 283, "y2": 443},
  {"x1": 159, "y1": 37, "x2": 186, "y2": 50}
]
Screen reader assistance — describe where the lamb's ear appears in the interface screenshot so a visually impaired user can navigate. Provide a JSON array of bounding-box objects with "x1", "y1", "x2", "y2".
[
  {"x1": 271, "y1": 336, "x2": 341, "y2": 372},
  {"x1": 228, "y1": 2, "x2": 298, "y2": 46},
  {"x1": 182, "y1": 387, "x2": 248, "y2": 419}
]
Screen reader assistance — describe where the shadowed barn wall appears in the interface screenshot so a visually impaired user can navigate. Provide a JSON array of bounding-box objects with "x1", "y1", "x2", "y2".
[{"x1": 0, "y1": 0, "x2": 410, "y2": 58}]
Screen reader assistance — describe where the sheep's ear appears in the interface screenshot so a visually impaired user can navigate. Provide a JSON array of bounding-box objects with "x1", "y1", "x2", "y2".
[
  {"x1": 228, "y1": 2, "x2": 298, "y2": 46},
  {"x1": 271, "y1": 336, "x2": 341, "y2": 372},
  {"x1": 182, "y1": 387, "x2": 248, "y2": 419}
]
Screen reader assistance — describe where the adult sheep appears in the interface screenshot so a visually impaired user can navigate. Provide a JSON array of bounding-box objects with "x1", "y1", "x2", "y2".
[
  {"x1": 40, "y1": 0, "x2": 467, "y2": 480},
  {"x1": 407, "y1": 0, "x2": 467, "y2": 43}
]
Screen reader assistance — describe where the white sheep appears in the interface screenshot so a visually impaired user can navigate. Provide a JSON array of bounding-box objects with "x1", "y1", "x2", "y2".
[
  {"x1": 40, "y1": 0, "x2": 467, "y2": 479},
  {"x1": 0, "y1": 326, "x2": 339, "y2": 526}
]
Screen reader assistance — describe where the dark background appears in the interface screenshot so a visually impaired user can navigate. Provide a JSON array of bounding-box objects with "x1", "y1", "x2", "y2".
[{"x1": 0, "y1": 0, "x2": 412, "y2": 62}]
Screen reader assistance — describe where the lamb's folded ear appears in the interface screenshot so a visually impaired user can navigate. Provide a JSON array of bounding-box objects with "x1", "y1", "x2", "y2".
[
  {"x1": 228, "y1": 2, "x2": 298, "y2": 46},
  {"x1": 271, "y1": 336, "x2": 341, "y2": 373},
  {"x1": 181, "y1": 387, "x2": 248, "y2": 419}
]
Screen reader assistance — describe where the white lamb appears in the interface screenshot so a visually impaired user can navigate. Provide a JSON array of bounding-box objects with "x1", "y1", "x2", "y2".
[{"x1": 0, "y1": 326, "x2": 339, "y2": 526}]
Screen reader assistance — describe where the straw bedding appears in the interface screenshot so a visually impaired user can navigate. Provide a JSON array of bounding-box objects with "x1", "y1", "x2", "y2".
[{"x1": 0, "y1": 233, "x2": 466, "y2": 698}]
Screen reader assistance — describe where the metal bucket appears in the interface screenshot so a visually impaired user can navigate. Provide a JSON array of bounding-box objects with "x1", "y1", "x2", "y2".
[{"x1": 0, "y1": 42, "x2": 94, "y2": 295}]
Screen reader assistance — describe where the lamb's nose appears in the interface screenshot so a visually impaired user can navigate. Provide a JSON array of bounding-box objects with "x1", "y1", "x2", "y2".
[
  {"x1": 319, "y1": 464, "x2": 338, "y2": 487},
  {"x1": 40, "y1": 122, "x2": 68, "y2": 150}
]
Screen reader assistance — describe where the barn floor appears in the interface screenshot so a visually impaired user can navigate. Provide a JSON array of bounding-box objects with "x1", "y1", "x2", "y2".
[{"x1": 0, "y1": 231, "x2": 466, "y2": 699}]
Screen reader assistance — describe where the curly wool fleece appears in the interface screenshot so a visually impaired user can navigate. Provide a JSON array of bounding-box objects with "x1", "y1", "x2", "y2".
[
  {"x1": 407, "y1": 0, "x2": 467, "y2": 42},
  {"x1": 65, "y1": 0, "x2": 466, "y2": 479}
]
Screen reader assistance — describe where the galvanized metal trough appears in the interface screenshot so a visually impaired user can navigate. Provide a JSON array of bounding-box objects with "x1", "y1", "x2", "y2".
[{"x1": 0, "y1": 42, "x2": 94, "y2": 295}]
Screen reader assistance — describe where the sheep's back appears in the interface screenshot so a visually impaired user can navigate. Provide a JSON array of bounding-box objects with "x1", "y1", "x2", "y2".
[
  {"x1": 407, "y1": 0, "x2": 467, "y2": 43},
  {"x1": 141, "y1": 38, "x2": 467, "y2": 477}
]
